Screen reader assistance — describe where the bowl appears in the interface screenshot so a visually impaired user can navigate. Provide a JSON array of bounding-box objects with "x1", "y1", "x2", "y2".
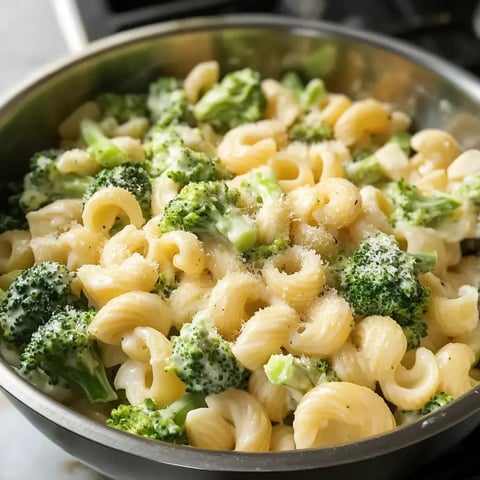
[{"x1": 1, "y1": 14, "x2": 480, "y2": 480}]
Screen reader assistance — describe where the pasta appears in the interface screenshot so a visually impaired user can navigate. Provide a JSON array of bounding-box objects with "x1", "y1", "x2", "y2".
[{"x1": 1, "y1": 61, "x2": 479, "y2": 456}]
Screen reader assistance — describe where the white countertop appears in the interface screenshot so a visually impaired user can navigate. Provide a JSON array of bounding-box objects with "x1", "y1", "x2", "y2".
[{"x1": 0, "y1": 1, "x2": 106, "y2": 478}]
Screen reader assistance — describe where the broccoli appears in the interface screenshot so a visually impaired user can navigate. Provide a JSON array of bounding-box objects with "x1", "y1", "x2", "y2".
[
  {"x1": 0, "y1": 181, "x2": 28, "y2": 232},
  {"x1": 337, "y1": 233, "x2": 434, "y2": 328},
  {"x1": 147, "y1": 77, "x2": 193, "y2": 127},
  {"x1": 264, "y1": 353, "x2": 339, "y2": 407},
  {"x1": 19, "y1": 306, "x2": 117, "y2": 404},
  {"x1": 193, "y1": 68, "x2": 266, "y2": 133},
  {"x1": 158, "y1": 180, "x2": 257, "y2": 252},
  {"x1": 402, "y1": 319, "x2": 429, "y2": 350},
  {"x1": 107, "y1": 394, "x2": 204, "y2": 443},
  {"x1": 289, "y1": 119, "x2": 333, "y2": 143},
  {"x1": 389, "y1": 132, "x2": 411, "y2": 155},
  {"x1": 395, "y1": 392, "x2": 455, "y2": 426},
  {"x1": 280, "y1": 71, "x2": 327, "y2": 110},
  {"x1": 80, "y1": 119, "x2": 129, "y2": 168},
  {"x1": 144, "y1": 126, "x2": 221, "y2": 185},
  {"x1": 345, "y1": 155, "x2": 383, "y2": 186},
  {"x1": 237, "y1": 167, "x2": 290, "y2": 259},
  {"x1": 144, "y1": 123, "x2": 226, "y2": 184},
  {"x1": 243, "y1": 237, "x2": 290, "y2": 262},
  {"x1": 165, "y1": 311, "x2": 250, "y2": 395},
  {"x1": 83, "y1": 163, "x2": 152, "y2": 218},
  {"x1": 153, "y1": 273, "x2": 178, "y2": 298},
  {"x1": 96, "y1": 92, "x2": 148, "y2": 123},
  {"x1": 280, "y1": 71, "x2": 304, "y2": 97},
  {"x1": 19, "y1": 150, "x2": 93, "y2": 213},
  {"x1": 386, "y1": 179, "x2": 461, "y2": 227},
  {"x1": 451, "y1": 173, "x2": 480, "y2": 211},
  {"x1": 0, "y1": 261, "x2": 82, "y2": 348}
]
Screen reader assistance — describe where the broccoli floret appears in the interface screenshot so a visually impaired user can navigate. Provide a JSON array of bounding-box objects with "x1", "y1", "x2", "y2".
[
  {"x1": 237, "y1": 167, "x2": 290, "y2": 259},
  {"x1": 243, "y1": 237, "x2": 290, "y2": 262},
  {"x1": 80, "y1": 119, "x2": 129, "y2": 167},
  {"x1": 280, "y1": 71, "x2": 304, "y2": 96},
  {"x1": 20, "y1": 307, "x2": 117, "y2": 403},
  {"x1": 107, "y1": 394, "x2": 204, "y2": 443},
  {"x1": 345, "y1": 155, "x2": 383, "y2": 186},
  {"x1": 153, "y1": 273, "x2": 178, "y2": 298},
  {"x1": 83, "y1": 163, "x2": 152, "y2": 217},
  {"x1": 402, "y1": 319, "x2": 428, "y2": 350},
  {"x1": 395, "y1": 392, "x2": 455, "y2": 426},
  {"x1": 389, "y1": 132, "x2": 411, "y2": 155},
  {"x1": 280, "y1": 72, "x2": 327, "y2": 110},
  {"x1": 165, "y1": 312, "x2": 249, "y2": 395},
  {"x1": 193, "y1": 68, "x2": 266, "y2": 133},
  {"x1": 264, "y1": 353, "x2": 339, "y2": 407},
  {"x1": 0, "y1": 181, "x2": 28, "y2": 232},
  {"x1": 0, "y1": 261, "x2": 82, "y2": 348},
  {"x1": 147, "y1": 77, "x2": 193, "y2": 127},
  {"x1": 159, "y1": 180, "x2": 257, "y2": 252},
  {"x1": 337, "y1": 233, "x2": 433, "y2": 327},
  {"x1": 387, "y1": 179, "x2": 461, "y2": 227},
  {"x1": 289, "y1": 119, "x2": 333, "y2": 143},
  {"x1": 96, "y1": 93, "x2": 148, "y2": 123},
  {"x1": 452, "y1": 173, "x2": 480, "y2": 212},
  {"x1": 19, "y1": 150, "x2": 93, "y2": 213},
  {"x1": 145, "y1": 129, "x2": 221, "y2": 185}
]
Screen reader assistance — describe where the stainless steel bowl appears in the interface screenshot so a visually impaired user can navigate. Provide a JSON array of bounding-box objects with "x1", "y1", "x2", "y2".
[{"x1": 1, "y1": 15, "x2": 480, "y2": 480}]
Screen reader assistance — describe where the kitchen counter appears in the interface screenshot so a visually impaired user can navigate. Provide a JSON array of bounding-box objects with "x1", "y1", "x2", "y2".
[{"x1": 0, "y1": 1, "x2": 105, "y2": 478}]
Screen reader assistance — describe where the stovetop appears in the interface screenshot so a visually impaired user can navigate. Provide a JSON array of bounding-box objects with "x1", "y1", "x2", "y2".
[{"x1": 43, "y1": 1, "x2": 480, "y2": 478}]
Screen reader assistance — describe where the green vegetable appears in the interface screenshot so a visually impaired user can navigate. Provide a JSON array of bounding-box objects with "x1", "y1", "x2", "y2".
[
  {"x1": 337, "y1": 233, "x2": 433, "y2": 328},
  {"x1": 345, "y1": 155, "x2": 383, "y2": 186},
  {"x1": 451, "y1": 173, "x2": 480, "y2": 211},
  {"x1": 147, "y1": 77, "x2": 192, "y2": 127},
  {"x1": 193, "y1": 68, "x2": 266, "y2": 133},
  {"x1": 80, "y1": 119, "x2": 129, "y2": 167},
  {"x1": 107, "y1": 394, "x2": 204, "y2": 443},
  {"x1": 280, "y1": 71, "x2": 327, "y2": 110},
  {"x1": 84, "y1": 163, "x2": 152, "y2": 218},
  {"x1": 389, "y1": 132, "x2": 411, "y2": 155},
  {"x1": 264, "y1": 353, "x2": 339, "y2": 407},
  {"x1": 402, "y1": 319, "x2": 429, "y2": 350},
  {"x1": 395, "y1": 392, "x2": 455, "y2": 425},
  {"x1": 238, "y1": 167, "x2": 290, "y2": 260},
  {"x1": 289, "y1": 119, "x2": 333, "y2": 143},
  {"x1": 0, "y1": 261, "x2": 82, "y2": 348},
  {"x1": 19, "y1": 150, "x2": 93, "y2": 212},
  {"x1": 166, "y1": 311, "x2": 250, "y2": 395},
  {"x1": 0, "y1": 181, "x2": 28, "y2": 232},
  {"x1": 144, "y1": 125, "x2": 221, "y2": 185},
  {"x1": 96, "y1": 93, "x2": 148, "y2": 123},
  {"x1": 387, "y1": 179, "x2": 461, "y2": 227},
  {"x1": 20, "y1": 307, "x2": 117, "y2": 404},
  {"x1": 158, "y1": 180, "x2": 257, "y2": 252}
]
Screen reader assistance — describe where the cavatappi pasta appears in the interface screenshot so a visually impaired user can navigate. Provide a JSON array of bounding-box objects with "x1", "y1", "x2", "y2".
[{"x1": 1, "y1": 60, "x2": 479, "y2": 453}]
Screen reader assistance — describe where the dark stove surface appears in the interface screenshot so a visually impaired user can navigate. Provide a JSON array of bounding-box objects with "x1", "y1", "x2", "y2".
[{"x1": 71, "y1": 1, "x2": 480, "y2": 479}]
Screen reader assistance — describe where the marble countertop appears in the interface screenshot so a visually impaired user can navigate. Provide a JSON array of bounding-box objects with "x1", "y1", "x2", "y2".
[{"x1": 0, "y1": 1, "x2": 105, "y2": 478}]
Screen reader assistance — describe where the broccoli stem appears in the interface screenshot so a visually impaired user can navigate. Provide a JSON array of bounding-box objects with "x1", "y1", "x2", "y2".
[
  {"x1": 412, "y1": 252, "x2": 438, "y2": 274},
  {"x1": 215, "y1": 212, "x2": 258, "y2": 252},
  {"x1": 80, "y1": 119, "x2": 128, "y2": 167},
  {"x1": 61, "y1": 351, "x2": 118, "y2": 403}
]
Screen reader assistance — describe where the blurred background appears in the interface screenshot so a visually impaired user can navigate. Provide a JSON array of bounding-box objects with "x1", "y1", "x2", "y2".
[
  {"x1": 1, "y1": 0, "x2": 480, "y2": 479},
  {"x1": 3, "y1": 0, "x2": 480, "y2": 94}
]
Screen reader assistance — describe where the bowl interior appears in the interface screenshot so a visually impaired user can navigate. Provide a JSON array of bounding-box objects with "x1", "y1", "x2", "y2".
[{"x1": 1, "y1": 14, "x2": 480, "y2": 475}]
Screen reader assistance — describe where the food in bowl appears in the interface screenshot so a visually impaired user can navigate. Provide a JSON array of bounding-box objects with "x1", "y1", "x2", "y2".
[{"x1": 0, "y1": 59, "x2": 479, "y2": 452}]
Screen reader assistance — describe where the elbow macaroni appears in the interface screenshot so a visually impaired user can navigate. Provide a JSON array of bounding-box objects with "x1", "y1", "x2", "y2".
[{"x1": 4, "y1": 61, "x2": 480, "y2": 454}]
